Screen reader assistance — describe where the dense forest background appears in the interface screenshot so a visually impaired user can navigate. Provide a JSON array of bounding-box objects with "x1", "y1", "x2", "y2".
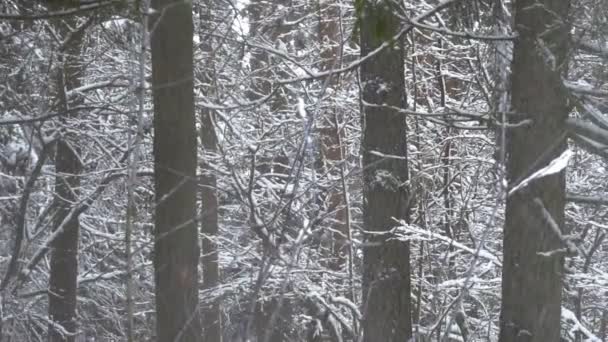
[{"x1": 0, "y1": 0, "x2": 607, "y2": 341}]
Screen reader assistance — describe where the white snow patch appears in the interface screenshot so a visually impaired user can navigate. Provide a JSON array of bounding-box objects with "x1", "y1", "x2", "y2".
[{"x1": 508, "y1": 149, "x2": 572, "y2": 196}]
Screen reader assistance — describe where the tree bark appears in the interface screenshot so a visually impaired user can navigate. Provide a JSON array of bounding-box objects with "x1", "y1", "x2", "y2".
[
  {"x1": 246, "y1": 1, "x2": 295, "y2": 340},
  {"x1": 360, "y1": 1, "x2": 412, "y2": 341},
  {"x1": 499, "y1": 0, "x2": 571, "y2": 341},
  {"x1": 200, "y1": 107, "x2": 222, "y2": 342},
  {"x1": 199, "y1": 59, "x2": 222, "y2": 342},
  {"x1": 600, "y1": 309, "x2": 607, "y2": 342},
  {"x1": 150, "y1": 0, "x2": 202, "y2": 340},
  {"x1": 48, "y1": 14, "x2": 85, "y2": 342},
  {"x1": 317, "y1": 0, "x2": 349, "y2": 271},
  {"x1": 196, "y1": 2, "x2": 222, "y2": 341}
]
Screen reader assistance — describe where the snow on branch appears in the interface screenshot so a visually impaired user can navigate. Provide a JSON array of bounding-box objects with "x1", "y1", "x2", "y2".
[
  {"x1": 508, "y1": 149, "x2": 572, "y2": 196},
  {"x1": 393, "y1": 221, "x2": 501, "y2": 266},
  {"x1": 0, "y1": 1, "x2": 120, "y2": 21},
  {"x1": 567, "y1": 118, "x2": 608, "y2": 146},
  {"x1": 562, "y1": 307, "x2": 602, "y2": 342}
]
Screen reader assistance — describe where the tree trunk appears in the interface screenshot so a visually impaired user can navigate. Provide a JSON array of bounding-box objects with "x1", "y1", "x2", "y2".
[
  {"x1": 499, "y1": 0, "x2": 571, "y2": 341},
  {"x1": 150, "y1": 0, "x2": 201, "y2": 340},
  {"x1": 317, "y1": 0, "x2": 349, "y2": 271},
  {"x1": 360, "y1": 1, "x2": 412, "y2": 341},
  {"x1": 246, "y1": 1, "x2": 295, "y2": 340},
  {"x1": 600, "y1": 309, "x2": 607, "y2": 342},
  {"x1": 48, "y1": 14, "x2": 85, "y2": 342},
  {"x1": 196, "y1": 2, "x2": 223, "y2": 341},
  {"x1": 199, "y1": 73, "x2": 222, "y2": 342},
  {"x1": 200, "y1": 107, "x2": 222, "y2": 341}
]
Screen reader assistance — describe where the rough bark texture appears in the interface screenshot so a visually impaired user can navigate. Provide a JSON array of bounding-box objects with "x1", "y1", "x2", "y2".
[
  {"x1": 360, "y1": 1, "x2": 412, "y2": 341},
  {"x1": 499, "y1": 0, "x2": 571, "y2": 341},
  {"x1": 48, "y1": 15, "x2": 85, "y2": 342},
  {"x1": 150, "y1": 0, "x2": 201, "y2": 340}
]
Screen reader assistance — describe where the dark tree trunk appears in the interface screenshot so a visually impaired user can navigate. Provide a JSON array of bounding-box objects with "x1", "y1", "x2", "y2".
[
  {"x1": 196, "y1": 2, "x2": 223, "y2": 341},
  {"x1": 499, "y1": 0, "x2": 571, "y2": 341},
  {"x1": 200, "y1": 110, "x2": 221, "y2": 341},
  {"x1": 600, "y1": 309, "x2": 607, "y2": 342},
  {"x1": 150, "y1": 0, "x2": 201, "y2": 341},
  {"x1": 359, "y1": 1, "x2": 412, "y2": 341},
  {"x1": 199, "y1": 76, "x2": 222, "y2": 342},
  {"x1": 48, "y1": 15, "x2": 85, "y2": 342}
]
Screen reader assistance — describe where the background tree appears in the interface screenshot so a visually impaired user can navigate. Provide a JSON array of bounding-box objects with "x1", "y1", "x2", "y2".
[
  {"x1": 196, "y1": 1, "x2": 222, "y2": 339},
  {"x1": 47, "y1": 9, "x2": 87, "y2": 342},
  {"x1": 149, "y1": 0, "x2": 201, "y2": 340},
  {"x1": 359, "y1": 0, "x2": 412, "y2": 340},
  {"x1": 317, "y1": 0, "x2": 350, "y2": 272}
]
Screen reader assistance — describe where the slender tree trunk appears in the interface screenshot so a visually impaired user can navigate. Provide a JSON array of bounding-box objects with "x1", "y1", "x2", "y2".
[
  {"x1": 48, "y1": 14, "x2": 85, "y2": 342},
  {"x1": 125, "y1": 3, "x2": 150, "y2": 340},
  {"x1": 317, "y1": 0, "x2": 349, "y2": 271},
  {"x1": 600, "y1": 309, "x2": 607, "y2": 342},
  {"x1": 246, "y1": 0, "x2": 292, "y2": 176},
  {"x1": 197, "y1": 3, "x2": 223, "y2": 341},
  {"x1": 150, "y1": 0, "x2": 201, "y2": 340},
  {"x1": 360, "y1": 1, "x2": 412, "y2": 341},
  {"x1": 246, "y1": 1, "x2": 295, "y2": 340},
  {"x1": 199, "y1": 47, "x2": 222, "y2": 342},
  {"x1": 499, "y1": 0, "x2": 571, "y2": 341},
  {"x1": 200, "y1": 108, "x2": 222, "y2": 341}
]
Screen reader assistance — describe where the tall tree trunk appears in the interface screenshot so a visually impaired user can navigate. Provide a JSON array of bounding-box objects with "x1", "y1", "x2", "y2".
[
  {"x1": 600, "y1": 309, "x2": 607, "y2": 342},
  {"x1": 150, "y1": 0, "x2": 201, "y2": 340},
  {"x1": 48, "y1": 14, "x2": 85, "y2": 342},
  {"x1": 246, "y1": 1, "x2": 295, "y2": 340},
  {"x1": 360, "y1": 1, "x2": 412, "y2": 341},
  {"x1": 197, "y1": 2, "x2": 222, "y2": 341},
  {"x1": 246, "y1": 0, "x2": 292, "y2": 177},
  {"x1": 499, "y1": 0, "x2": 571, "y2": 341},
  {"x1": 317, "y1": 0, "x2": 349, "y2": 271},
  {"x1": 200, "y1": 108, "x2": 221, "y2": 341}
]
